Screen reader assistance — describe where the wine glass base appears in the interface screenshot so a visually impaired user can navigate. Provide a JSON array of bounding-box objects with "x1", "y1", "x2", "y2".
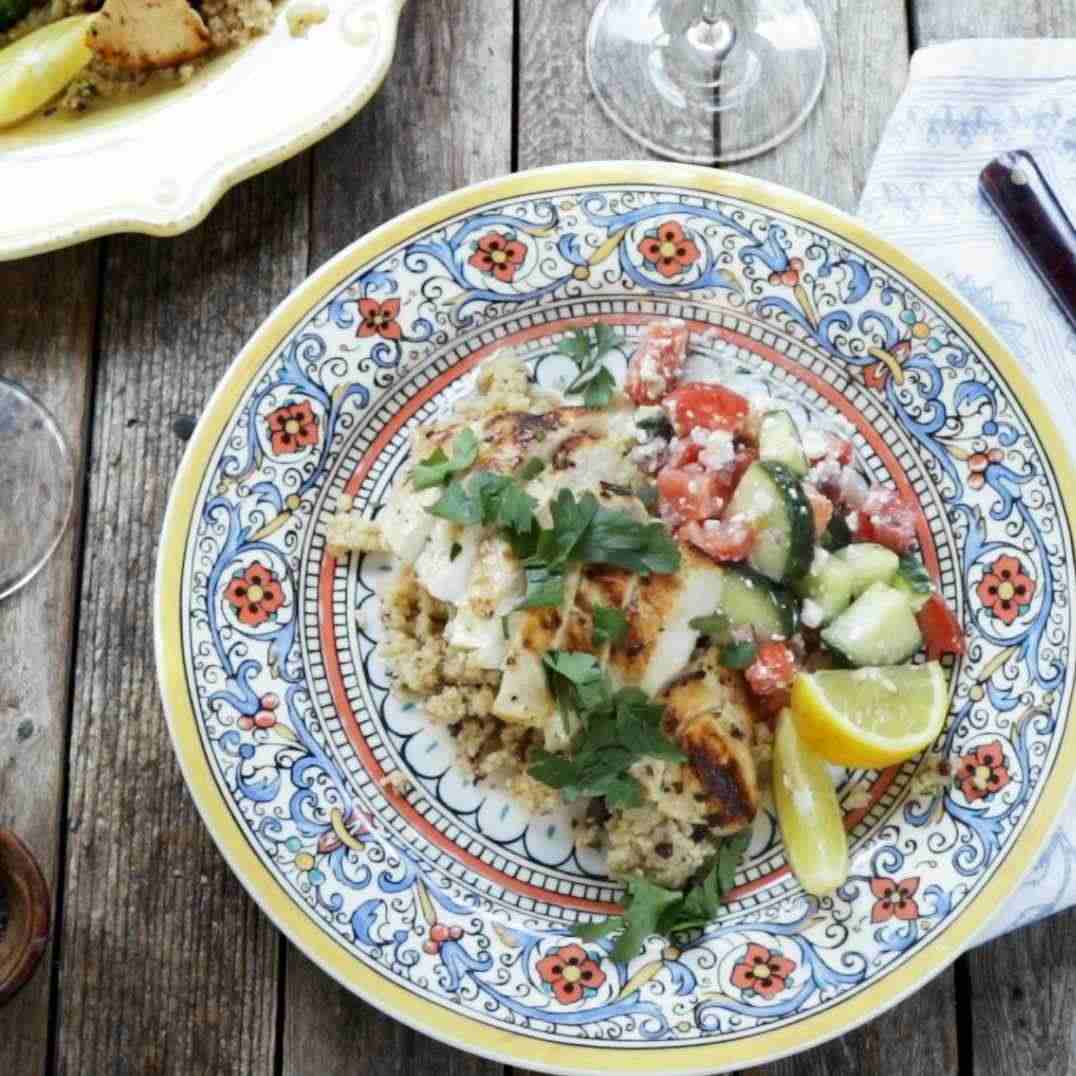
[
  {"x1": 587, "y1": 0, "x2": 827, "y2": 164},
  {"x1": 0, "y1": 378, "x2": 75, "y2": 601}
]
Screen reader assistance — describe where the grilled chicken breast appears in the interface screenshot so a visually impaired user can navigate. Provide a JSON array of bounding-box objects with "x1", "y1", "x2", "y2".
[{"x1": 88, "y1": 0, "x2": 210, "y2": 70}]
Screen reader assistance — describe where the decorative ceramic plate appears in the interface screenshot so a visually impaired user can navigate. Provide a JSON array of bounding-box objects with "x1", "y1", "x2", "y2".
[
  {"x1": 155, "y1": 162, "x2": 1076, "y2": 1075},
  {"x1": 0, "y1": 0, "x2": 403, "y2": 261}
]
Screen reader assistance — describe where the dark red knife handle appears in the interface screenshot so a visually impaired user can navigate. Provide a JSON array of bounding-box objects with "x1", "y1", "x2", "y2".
[{"x1": 980, "y1": 150, "x2": 1076, "y2": 334}]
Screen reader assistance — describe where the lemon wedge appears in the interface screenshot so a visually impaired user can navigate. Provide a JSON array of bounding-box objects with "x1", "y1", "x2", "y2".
[
  {"x1": 790, "y1": 662, "x2": 949, "y2": 768},
  {"x1": 0, "y1": 15, "x2": 95, "y2": 129},
  {"x1": 773, "y1": 708, "x2": 848, "y2": 896}
]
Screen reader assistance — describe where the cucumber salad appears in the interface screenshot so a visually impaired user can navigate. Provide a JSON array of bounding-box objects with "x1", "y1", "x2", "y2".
[{"x1": 599, "y1": 318, "x2": 966, "y2": 928}]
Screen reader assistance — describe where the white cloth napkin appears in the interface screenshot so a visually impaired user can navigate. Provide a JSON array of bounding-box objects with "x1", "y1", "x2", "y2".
[{"x1": 860, "y1": 39, "x2": 1076, "y2": 943}]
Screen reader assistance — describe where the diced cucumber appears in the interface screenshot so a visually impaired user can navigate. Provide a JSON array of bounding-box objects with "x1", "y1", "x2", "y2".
[
  {"x1": 726, "y1": 461, "x2": 815, "y2": 584},
  {"x1": 832, "y1": 542, "x2": 899, "y2": 597},
  {"x1": 820, "y1": 513, "x2": 853, "y2": 552},
  {"x1": 794, "y1": 550, "x2": 854, "y2": 628},
  {"x1": 759, "y1": 411, "x2": 808, "y2": 477},
  {"x1": 821, "y1": 582, "x2": 923, "y2": 666},
  {"x1": 720, "y1": 566, "x2": 798, "y2": 641},
  {"x1": 891, "y1": 553, "x2": 934, "y2": 612}
]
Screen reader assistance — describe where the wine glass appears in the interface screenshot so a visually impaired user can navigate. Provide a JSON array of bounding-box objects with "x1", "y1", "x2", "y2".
[
  {"x1": 587, "y1": 0, "x2": 826, "y2": 163},
  {"x1": 0, "y1": 377, "x2": 75, "y2": 601}
]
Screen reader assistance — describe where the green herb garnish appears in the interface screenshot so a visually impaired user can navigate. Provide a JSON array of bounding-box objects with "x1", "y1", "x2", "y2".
[
  {"x1": 518, "y1": 566, "x2": 566, "y2": 609},
  {"x1": 516, "y1": 457, "x2": 546, "y2": 481},
  {"x1": 558, "y1": 324, "x2": 622, "y2": 408},
  {"x1": 528, "y1": 652, "x2": 684, "y2": 802},
  {"x1": 413, "y1": 429, "x2": 479, "y2": 491},
  {"x1": 719, "y1": 640, "x2": 758, "y2": 670},
  {"x1": 578, "y1": 831, "x2": 751, "y2": 961},
  {"x1": 592, "y1": 605, "x2": 629, "y2": 647}
]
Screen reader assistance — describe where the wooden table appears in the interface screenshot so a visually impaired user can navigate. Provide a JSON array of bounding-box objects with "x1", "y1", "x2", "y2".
[{"x1": 2, "y1": 2, "x2": 1075, "y2": 1072}]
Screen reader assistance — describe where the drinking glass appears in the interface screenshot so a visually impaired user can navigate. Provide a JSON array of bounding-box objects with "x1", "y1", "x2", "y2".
[
  {"x1": 587, "y1": 0, "x2": 826, "y2": 163},
  {"x1": 0, "y1": 377, "x2": 75, "y2": 600}
]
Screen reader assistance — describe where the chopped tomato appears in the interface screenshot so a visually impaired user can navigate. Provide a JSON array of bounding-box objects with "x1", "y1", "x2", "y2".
[
  {"x1": 855, "y1": 488, "x2": 919, "y2": 554},
  {"x1": 804, "y1": 484, "x2": 834, "y2": 536},
  {"x1": 662, "y1": 383, "x2": 750, "y2": 438},
  {"x1": 665, "y1": 437, "x2": 701, "y2": 469},
  {"x1": 745, "y1": 642, "x2": 797, "y2": 696},
  {"x1": 681, "y1": 517, "x2": 756, "y2": 562},
  {"x1": 625, "y1": 319, "x2": 690, "y2": 404},
  {"x1": 657, "y1": 468, "x2": 726, "y2": 524},
  {"x1": 917, "y1": 593, "x2": 966, "y2": 660},
  {"x1": 694, "y1": 444, "x2": 757, "y2": 501}
]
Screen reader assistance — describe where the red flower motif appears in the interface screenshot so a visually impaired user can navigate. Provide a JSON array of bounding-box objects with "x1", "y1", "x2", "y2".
[
  {"x1": 968, "y1": 448, "x2": 1004, "y2": 490},
  {"x1": 637, "y1": 220, "x2": 701, "y2": 279},
  {"x1": 224, "y1": 561, "x2": 285, "y2": 627},
  {"x1": 956, "y1": 740, "x2": 1011, "y2": 803},
  {"x1": 536, "y1": 944, "x2": 607, "y2": 1004},
  {"x1": 730, "y1": 943, "x2": 796, "y2": 1000},
  {"x1": 864, "y1": 361, "x2": 889, "y2": 390},
  {"x1": 357, "y1": 297, "x2": 402, "y2": 340},
  {"x1": 768, "y1": 256, "x2": 804, "y2": 288},
  {"x1": 267, "y1": 400, "x2": 319, "y2": 455},
  {"x1": 468, "y1": 231, "x2": 527, "y2": 282},
  {"x1": 976, "y1": 554, "x2": 1035, "y2": 625},
  {"x1": 869, "y1": 877, "x2": 921, "y2": 923}
]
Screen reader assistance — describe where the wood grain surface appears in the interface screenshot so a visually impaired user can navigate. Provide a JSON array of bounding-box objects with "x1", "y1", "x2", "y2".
[
  {"x1": 0, "y1": 246, "x2": 98, "y2": 1076},
  {"x1": 2, "y1": 1, "x2": 1074, "y2": 1074}
]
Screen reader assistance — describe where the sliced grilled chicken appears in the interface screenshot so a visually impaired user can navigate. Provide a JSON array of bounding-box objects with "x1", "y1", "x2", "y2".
[
  {"x1": 377, "y1": 477, "x2": 440, "y2": 565},
  {"x1": 609, "y1": 547, "x2": 725, "y2": 696},
  {"x1": 88, "y1": 0, "x2": 210, "y2": 71},
  {"x1": 660, "y1": 649, "x2": 760, "y2": 834},
  {"x1": 414, "y1": 521, "x2": 480, "y2": 604},
  {"x1": 444, "y1": 536, "x2": 524, "y2": 669},
  {"x1": 493, "y1": 571, "x2": 578, "y2": 726}
]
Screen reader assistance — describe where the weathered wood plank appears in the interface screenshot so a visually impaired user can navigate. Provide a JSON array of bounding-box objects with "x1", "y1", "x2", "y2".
[
  {"x1": 283, "y1": 1, "x2": 513, "y2": 1071},
  {"x1": 963, "y1": 908, "x2": 1076, "y2": 1075},
  {"x1": 738, "y1": 0, "x2": 908, "y2": 214},
  {"x1": 517, "y1": 0, "x2": 644, "y2": 166},
  {"x1": 53, "y1": 156, "x2": 311, "y2": 1075},
  {"x1": 914, "y1": 1, "x2": 1076, "y2": 43},
  {"x1": 0, "y1": 245, "x2": 97, "y2": 1075}
]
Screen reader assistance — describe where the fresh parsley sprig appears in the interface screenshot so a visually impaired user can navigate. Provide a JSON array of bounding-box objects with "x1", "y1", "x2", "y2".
[
  {"x1": 576, "y1": 831, "x2": 751, "y2": 961},
  {"x1": 528, "y1": 652, "x2": 685, "y2": 806},
  {"x1": 558, "y1": 324, "x2": 621, "y2": 409},
  {"x1": 412, "y1": 429, "x2": 479, "y2": 490}
]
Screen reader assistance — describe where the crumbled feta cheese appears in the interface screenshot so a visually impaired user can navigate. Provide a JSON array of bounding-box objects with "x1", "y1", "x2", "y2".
[
  {"x1": 800, "y1": 599, "x2": 825, "y2": 629},
  {"x1": 630, "y1": 439, "x2": 666, "y2": 474},
  {"x1": 846, "y1": 512, "x2": 859, "y2": 531},
  {"x1": 801, "y1": 428, "x2": 831, "y2": 461},
  {"x1": 807, "y1": 456, "x2": 841, "y2": 489},
  {"x1": 810, "y1": 546, "x2": 831, "y2": 572},
  {"x1": 699, "y1": 429, "x2": 735, "y2": 471}
]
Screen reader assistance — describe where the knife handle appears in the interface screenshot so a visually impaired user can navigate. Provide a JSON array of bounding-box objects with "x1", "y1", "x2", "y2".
[{"x1": 979, "y1": 150, "x2": 1076, "y2": 334}]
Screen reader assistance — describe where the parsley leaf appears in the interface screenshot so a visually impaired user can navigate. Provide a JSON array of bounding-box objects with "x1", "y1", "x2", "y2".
[
  {"x1": 614, "y1": 689, "x2": 685, "y2": 762},
  {"x1": 429, "y1": 480, "x2": 483, "y2": 525},
  {"x1": 592, "y1": 605, "x2": 629, "y2": 647},
  {"x1": 610, "y1": 879, "x2": 682, "y2": 963},
  {"x1": 533, "y1": 490, "x2": 601, "y2": 568},
  {"x1": 429, "y1": 471, "x2": 537, "y2": 535},
  {"x1": 576, "y1": 508, "x2": 681, "y2": 575},
  {"x1": 516, "y1": 457, "x2": 546, "y2": 482},
  {"x1": 518, "y1": 566, "x2": 565, "y2": 609},
  {"x1": 559, "y1": 325, "x2": 622, "y2": 408},
  {"x1": 583, "y1": 831, "x2": 752, "y2": 960},
  {"x1": 583, "y1": 366, "x2": 617, "y2": 409},
  {"x1": 413, "y1": 429, "x2": 479, "y2": 490}
]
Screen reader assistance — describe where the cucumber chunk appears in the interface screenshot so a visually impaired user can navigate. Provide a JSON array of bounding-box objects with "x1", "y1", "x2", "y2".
[
  {"x1": 821, "y1": 582, "x2": 923, "y2": 666},
  {"x1": 795, "y1": 549, "x2": 854, "y2": 628},
  {"x1": 759, "y1": 411, "x2": 808, "y2": 477},
  {"x1": 720, "y1": 566, "x2": 798, "y2": 641},
  {"x1": 832, "y1": 542, "x2": 899, "y2": 597},
  {"x1": 891, "y1": 553, "x2": 934, "y2": 612},
  {"x1": 726, "y1": 460, "x2": 815, "y2": 584}
]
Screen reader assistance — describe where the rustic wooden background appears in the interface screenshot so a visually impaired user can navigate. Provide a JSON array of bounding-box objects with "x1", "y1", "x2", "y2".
[{"x1": 2, "y1": 1, "x2": 1075, "y2": 1072}]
